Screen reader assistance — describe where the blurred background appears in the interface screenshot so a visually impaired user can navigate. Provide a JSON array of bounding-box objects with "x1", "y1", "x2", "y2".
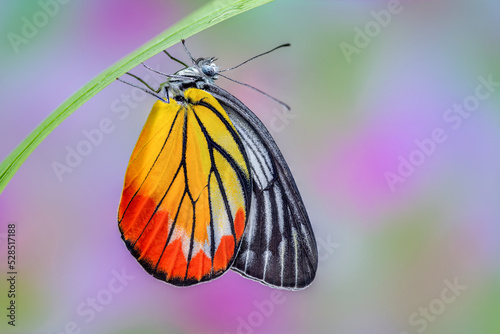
[{"x1": 1, "y1": 0, "x2": 500, "y2": 333}]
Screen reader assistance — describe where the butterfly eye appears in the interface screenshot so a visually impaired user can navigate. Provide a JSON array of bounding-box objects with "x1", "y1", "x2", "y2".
[{"x1": 201, "y1": 65, "x2": 216, "y2": 76}]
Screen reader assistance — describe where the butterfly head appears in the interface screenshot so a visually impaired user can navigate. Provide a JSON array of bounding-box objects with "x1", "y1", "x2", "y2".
[
  {"x1": 197, "y1": 57, "x2": 219, "y2": 79},
  {"x1": 175, "y1": 57, "x2": 219, "y2": 84}
]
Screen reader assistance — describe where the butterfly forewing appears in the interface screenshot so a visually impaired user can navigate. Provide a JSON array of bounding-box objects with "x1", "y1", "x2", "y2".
[{"x1": 118, "y1": 88, "x2": 251, "y2": 286}]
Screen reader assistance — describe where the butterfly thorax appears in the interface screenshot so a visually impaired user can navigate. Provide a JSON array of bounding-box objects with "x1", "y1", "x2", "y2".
[{"x1": 163, "y1": 57, "x2": 219, "y2": 103}]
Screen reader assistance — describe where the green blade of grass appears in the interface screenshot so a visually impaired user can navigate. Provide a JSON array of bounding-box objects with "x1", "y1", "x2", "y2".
[{"x1": 0, "y1": 0, "x2": 274, "y2": 194}]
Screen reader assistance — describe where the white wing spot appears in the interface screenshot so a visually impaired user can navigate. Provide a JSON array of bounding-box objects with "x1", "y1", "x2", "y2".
[
  {"x1": 262, "y1": 250, "x2": 272, "y2": 280},
  {"x1": 292, "y1": 227, "x2": 299, "y2": 288},
  {"x1": 241, "y1": 250, "x2": 255, "y2": 268},
  {"x1": 278, "y1": 239, "x2": 286, "y2": 287}
]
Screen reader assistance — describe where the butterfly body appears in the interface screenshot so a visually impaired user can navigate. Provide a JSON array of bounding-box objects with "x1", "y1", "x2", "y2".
[
  {"x1": 159, "y1": 57, "x2": 219, "y2": 102},
  {"x1": 118, "y1": 43, "x2": 318, "y2": 290}
]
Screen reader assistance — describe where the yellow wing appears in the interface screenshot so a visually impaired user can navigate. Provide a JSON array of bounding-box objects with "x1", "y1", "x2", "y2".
[{"x1": 118, "y1": 88, "x2": 251, "y2": 286}]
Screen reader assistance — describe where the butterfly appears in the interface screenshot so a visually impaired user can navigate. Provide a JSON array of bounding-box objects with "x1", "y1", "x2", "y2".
[{"x1": 117, "y1": 40, "x2": 318, "y2": 290}]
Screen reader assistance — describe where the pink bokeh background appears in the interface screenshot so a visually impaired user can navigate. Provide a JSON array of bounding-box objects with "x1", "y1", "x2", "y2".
[{"x1": 1, "y1": 0, "x2": 500, "y2": 333}]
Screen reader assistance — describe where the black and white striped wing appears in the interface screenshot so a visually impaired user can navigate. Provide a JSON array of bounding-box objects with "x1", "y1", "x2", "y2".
[{"x1": 203, "y1": 84, "x2": 318, "y2": 290}]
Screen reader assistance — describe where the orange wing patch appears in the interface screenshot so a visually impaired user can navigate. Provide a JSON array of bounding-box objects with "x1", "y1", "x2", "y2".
[{"x1": 118, "y1": 88, "x2": 251, "y2": 286}]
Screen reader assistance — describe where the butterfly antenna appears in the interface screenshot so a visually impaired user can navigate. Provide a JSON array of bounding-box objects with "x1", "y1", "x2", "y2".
[
  {"x1": 218, "y1": 73, "x2": 290, "y2": 110},
  {"x1": 140, "y1": 62, "x2": 170, "y2": 77},
  {"x1": 219, "y1": 43, "x2": 291, "y2": 73},
  {"x1": 181, "y1": 39, "x2": 196, "y2": 65},
  {"x1": 140, "y1": 62, "x2": 190, "y2": 80}
]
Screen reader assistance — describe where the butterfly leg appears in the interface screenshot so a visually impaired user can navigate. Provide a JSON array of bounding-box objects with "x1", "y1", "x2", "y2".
[
  {"x1": 117, "y1": 73, "x2": 169, "y2": 103},
  {"x1": 163, "y1": 50, "x2": 188, "y2": 68}
]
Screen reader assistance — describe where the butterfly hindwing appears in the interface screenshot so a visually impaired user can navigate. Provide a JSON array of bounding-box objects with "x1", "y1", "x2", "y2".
[
  {"x1": 118, "y1": 88, "x2": 251, "y2": 286},
  {"x1": 203, "y1": 84, "x2": 319, "y2": 290}
]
